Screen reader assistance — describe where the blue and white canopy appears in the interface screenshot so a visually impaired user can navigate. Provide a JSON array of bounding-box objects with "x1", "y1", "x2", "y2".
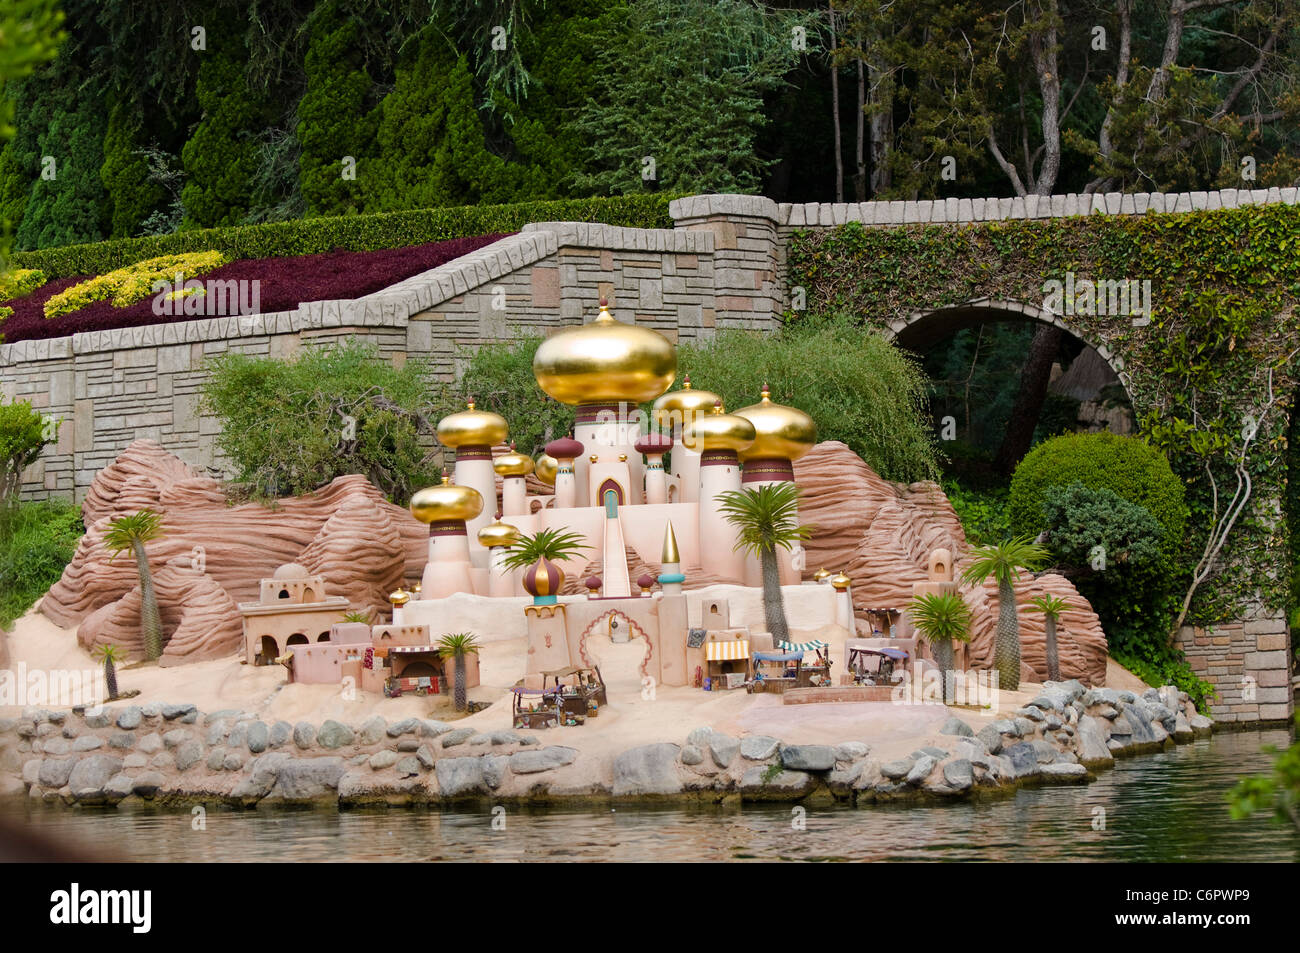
[{"x1": 778, "y1": 639, "x2": 828, "y2": 653}]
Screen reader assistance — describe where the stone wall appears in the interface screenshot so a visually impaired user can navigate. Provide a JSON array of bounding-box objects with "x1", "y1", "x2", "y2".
[{"x1": 1178, "y1": 609, "x2": 1293, "y2": 724}]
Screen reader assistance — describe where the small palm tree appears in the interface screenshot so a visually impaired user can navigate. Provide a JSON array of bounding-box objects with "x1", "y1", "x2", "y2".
[
  {"x1": 93, "y1": 644, "x2": 125, "y2": 701},
  {"x1": 437, "y1": 632, "x2": 481, "y2": 712},
  {"x1": 342, "y1": 610, "x2": 372, "y2": 624},
  {"x1": 909, "y1": 592, "x2": 973, "y2": 704},
  {"x1": 961, "y1": 536, "x2": 1048, "y2": 692},
  {"x1": 1029, "y1": 594, "x2": 1072, "y2": 681},
  {"x1": 717, "y1": 483, "x2": 812, "y2": 645},
  {"x1": 103, "y1": 509, "x2": 165, "y2": 661},
  {"x1": 499, "y1": 527, "x2": 589, "y2": 572}
]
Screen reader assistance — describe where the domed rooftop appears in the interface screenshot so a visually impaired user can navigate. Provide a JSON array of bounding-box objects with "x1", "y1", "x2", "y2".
[
  {"x1": 409, "y1": 475, "x2": 485, "y2": 524},
  {"x1": 682, "y1": 401, "x2": 756, "y2": 454},
  {"x1": 478, "y1": 518, "x2": 522, "y2": 549},
  {"x1": 652, "y1": 374, "x2": 722, "y2": 428},
  {"x1": 437, "y1": 399, "x2": 509, "y2": 449},
  {"x1": 633, "y1": 433, "x2": 673, "y2": 455},
  {"x1": 734, "y1": 384, "x2": 817, "y2": 462},
  {"x1": 534, "y1": 453, "x2": 558, "y2": 486},
  {"x1": 493, "y1": 443, "x2": 535, "y2": 477},
  {"x1": 545, "y1": 436, "x2": 584, "y2": 460},
  {"x1": 533, "y1": 299, "x2": 677, "y2": 405},
  {"x1": 274, "y1": 562, "x2": 310, "y2": 580}
]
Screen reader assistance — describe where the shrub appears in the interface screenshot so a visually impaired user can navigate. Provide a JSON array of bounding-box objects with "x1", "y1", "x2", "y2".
[
  {"x1": 432, "y1": 333, "x2": 575, "y2": 459},
  {"x1": 0, "y1": 268, "x2": 45, "y2": 299},
  {"x1": 200, "y1": 341, "x2": 438, "y2": 502},
  {"x1": 0, "y1": 499, "x2": 83, "y2": 627},
  {"x1": 0, "y1": 396, "x2": 53, "y2": 506},
  {"x1": 41, "y1": 251, "x2": 228, "y2": 319},
  {"x1": 1008, "y1": 432, "x2": 1189, "y2": 557},
  {"x1": 676, "y1": 316, "x2": 943, "y2": 483},
  {"x1": 8, "y1": 194, "x2": 673, "y2": 280},
  {"x1": 942, "y1": 480, "x2": 1010, "y2": 546}
]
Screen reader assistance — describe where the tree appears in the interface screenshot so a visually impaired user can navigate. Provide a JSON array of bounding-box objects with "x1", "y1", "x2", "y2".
[
  {"x1": 574, "y1": 0, "x2": 812, "y2": 195},
  {"x1": 93, "y1": 643, "x2": 124, "y2": 701},
  {"x1": 102, "y1": 509, "x2": 165, "y2": 662},
  {"x1": 716, "y1": 483, "x2": 812, "y2": 646},
  {"x1": 0, "y1": 396, "x2": 53, "y2": 507},
  {"x1": 909, "y1": 590, "x2": 972, "y2": 703},
  {"x1": 100, "y1": 101, "x2": 164, "y2": 238},
  {"x1": 961, "y1": 536, "x2": 1048, "y2": 691},
  {"x1": 1027, "y1": 593, "x2": 1070, "y2": 681},
  {"x1": 436, "y1": 631, "x2": 481, "y2": 712},
  {"x1": 180, "y1": 36, "x2": 266, "y2": 228}
]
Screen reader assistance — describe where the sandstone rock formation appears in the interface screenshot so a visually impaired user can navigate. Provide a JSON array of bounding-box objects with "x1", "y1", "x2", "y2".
[{"x1": 794, "y1": 440, "x2": 1108, "y2": 685}]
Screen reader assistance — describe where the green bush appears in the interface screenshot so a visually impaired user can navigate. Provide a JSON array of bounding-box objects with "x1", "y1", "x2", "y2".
[
  {"x1": 0, "y1": 499, "x2": 83, "y2": 627},
  {"x1": 942, "y1": 480, "x2": 1010, "y2": 546},
  {"x1": 676, "y1": 316, "x2": 943, "y2": 483},
  {"x1": 8, "y1": 193, "x2": 674, "y2": 279},
  {"x1": 199, "y1": 341, "x2": 439, "y2": 502},
  {"x1": 1009, "y1": 432, "x2": 1189, "y2": 557},
  {"x1": 432, "y1": 333, "x2": 575, "y2": 459},
  {"x1": 0, "y1": 396, "x2": 53, "y2": 505},
  {"x1": 1114, "y1": 650, "x2": 1216, "y2": 715},
  {"x1": 100, "y1": 102, "x2": 164, "y2": 239}
]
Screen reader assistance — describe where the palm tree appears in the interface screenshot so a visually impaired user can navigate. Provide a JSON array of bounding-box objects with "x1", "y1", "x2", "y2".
[
  {"x1": 909, "y1": 592, "x2": 973, "y2": 704},
  {"x1": 437, "y1": 632, "x2": 481, "y2": 712},
  {"x1": 93, "y1": 644, "x2": 125, "y2": 701},
  {"x1": 1028, "y1": 594, "x2": 1072, "y2": 681},
  {"x1": 716, "y1": 483, "x2": 811, "y2": 645},
  {"x1": 342, "y1": 610, "x2": 372, "y2": 624},
  {"x1": 103, "y1": 509, "x2": 165, "y2": 661},
  {"x1": 499, "y1": 527, "x2": 589, "y2": 572},
  {"x1": 961, "y1": 536, "x2": 1048, "y2": 692}
]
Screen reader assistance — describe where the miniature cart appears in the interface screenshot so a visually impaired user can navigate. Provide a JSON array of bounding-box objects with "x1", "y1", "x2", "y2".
[
  {"x1": 746, "y1": 650, "x2": 803, "y2": 694},
  {"x1": 848, "y1": 645, "x2": 909, "y2": 684},
  {"x1": 511, "y1": 685, "x2": 560, "y2": 729},
  {"x1": 780, "y1": 640, "x2": 833, "y2": 688}
]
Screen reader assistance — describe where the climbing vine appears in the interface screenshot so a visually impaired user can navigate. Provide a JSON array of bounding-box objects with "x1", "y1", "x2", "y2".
[{"x1": 788, "y1": 203, "x2": 1300, "y2": 627}]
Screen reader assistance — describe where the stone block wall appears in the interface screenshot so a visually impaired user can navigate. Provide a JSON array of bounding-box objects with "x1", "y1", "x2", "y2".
[{"x1": 1178, "y1": 609, "x2": 1294, "y2": 724}]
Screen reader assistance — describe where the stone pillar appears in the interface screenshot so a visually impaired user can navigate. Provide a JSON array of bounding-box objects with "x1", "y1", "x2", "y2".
[{"x1": 670, "y1": 194, "x2": 783, "y2": 331}]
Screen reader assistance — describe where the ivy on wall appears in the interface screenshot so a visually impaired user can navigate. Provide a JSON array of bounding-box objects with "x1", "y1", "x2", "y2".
[{"x1": 787, "y1": 203, "x2": 1300, "y2": 625}]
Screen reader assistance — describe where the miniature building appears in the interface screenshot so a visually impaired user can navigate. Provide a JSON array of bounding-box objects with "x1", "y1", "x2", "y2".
[{"x1": 238, "y1": 563, "x2": 350, "y2": 665}]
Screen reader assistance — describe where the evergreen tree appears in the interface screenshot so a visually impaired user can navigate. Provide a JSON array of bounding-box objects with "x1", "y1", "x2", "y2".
[
  {"x1": 180, "y1": 40, "x2": 265, "y2": 228},
  {"x1": 100, "y1": 102, "x2": 164, "y2": 238},
  {"x1": 296, "y1": 1, "x2": 375, "y2": 216}
]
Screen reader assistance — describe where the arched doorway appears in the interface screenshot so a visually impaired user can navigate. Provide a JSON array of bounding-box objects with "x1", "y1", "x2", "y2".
[
  {"x1": 258, "y1": 635, "x2": 279, "y2": 665},
  {"x1": 286, "y1": 633, "x2": 309, "y2": 647}
]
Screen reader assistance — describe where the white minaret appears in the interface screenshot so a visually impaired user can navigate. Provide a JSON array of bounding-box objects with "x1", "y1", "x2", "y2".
[
  {"x1": 478, "y1": 517, "x2": 522, "y2": 598},
  {"x1": 652, "y1": 374, "x2": 721, "y2": 505},
  {"x1": 545, "y1": 437, "x2": 583, "y2": 509},
  {"x1": 494, "y1": 443, "x2": 534, "y2": 517},
  {"x1": 409, "y1": 476, "x2": 483, "y2": 598},
  {"x1": 436, "y1": 399, "x2": 508, "y2": 569},
  {"x1": 635, "y1": 433, "x2": 673, "y2": 505},
  {"x1": 687, "y1": 402, "x2": 756, "y2": 584}
]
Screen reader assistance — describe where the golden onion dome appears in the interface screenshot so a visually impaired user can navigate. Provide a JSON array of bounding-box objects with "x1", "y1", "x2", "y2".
[
  {"x1": 389, "y1": 588, "x2": 410, "y2": 606},
  {"x1": 493, "y1": 443, "x2": 535, "y2": 478},
  {"x1": 409, "y1": 475, "x2": 484, "y2": 524},
  {"x1": 436, "y1": 399, "x2": 509, "y2": 449},
  {"x1": 652, "y1": 374, "x2": 723, "y2": 428},
  {"x1": 682, "y1": 402, "x2": 756, "y2": 454},
  {"x1": 533, "y1": 299, "x2": 677, "y2": 405},
  {"x1": 831, "y1": 572, "x2": 852, "y2": 591},
  {"x1": 534, "y1": 453, "x2": 558, "y2": 486},
  {"x1": 813, "y1": 567, "x2": 831, "y2": 583},
  {"x1": 478, "y1": 518, "x2": 522, "y2": 549},
  {"x1": 734, "y1": 384, "x2": 817, "y2": 462}
]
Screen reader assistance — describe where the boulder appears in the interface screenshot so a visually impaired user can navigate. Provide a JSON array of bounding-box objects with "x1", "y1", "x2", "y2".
[
  {"x1": 435, "y1": 757, "x2": 485, "y2": 797},
  {"x1": 68, "y1": 755, "x2": 124, "y2": 802},
  {"x1": 1001, "y1": 742, "x2": 1040, "y2": 779},
  {"x1": 269, "y1": 721, "x2": 292, "y2": 748},
  {"x1": 369, "y1": 750, "x2": 400, "y2": 770},
  {"x1": 881, "y1": 758, "x2": 914, "y2": 781},
  {"x1": 440, "y1": 728, "x2": 474, "y2": 748},
  {"x1": 613, "y1": 744, "x2": 683, "y2": 797},
  {"x1": 680, "y1": 745, "x2": 704, "y2": 766},
  {"x1": 317, "y1": 720, "x2": 355, "y2": 749},
  {"x1": 739, "y1": 766, "x2": 814, "y2": 797},
  {"x1": 942, "y1": 759, "x2": 974, "y2": 791},
  {"x1": 481, "y1": 755, "x2": 507, "y2": 789},
  {"x1": 293, "y1": 722, "x2": 317, "y2": 749},
  {"x1": 387, "y1": 718, "x2": 419, "y2": 738},
  {"x1": 939, "y1": 717, "x2": 975, "y2": 737},
  {"x1": 709, "y1": 734, "x2": 740, "y2": 768},
  {"x1": 1040, "y1": 762, "x2": 1088, "y2": 780},
  {"x1": 357, "y1": 716, "x2": 387, "y2": 746},
  {"x1": 246, "y1": 721, "x2": 269, "y2": 754},
  {"x1": 834, "y1": 742, "x2": 870, "y2": 762},
  {"x1": 740, "y1": 735, "x2": 780, "y2": 760},
  {"x1": 510, "y1": 746, "x2": 578, "y2": 774},
  {"x1": 38, "y1": 758, "x2": 76, "y2": 788},
  {"x1": 116, "y1": 706, "x2": 143, "y2": 730},
  {"x1": 1074, "y1": 714, "x2": 1114, "y2": 767},
  {"x1": 272, "y1": 757, "x2": 346, "y2": 800},
  {"x1": 174, "y1": 740, "x2": 203, "y2": 771},
  {"x1": 781, "y1": 744, "x2": 836, "y2": 772},
  {"x1": 905, "y1": 755, "x2": 936, "y2": 786}
]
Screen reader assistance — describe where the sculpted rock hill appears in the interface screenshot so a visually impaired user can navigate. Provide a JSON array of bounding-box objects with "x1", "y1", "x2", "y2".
[{"x1": 794, "y1": 441, "x2": 1108, "y2": 686}]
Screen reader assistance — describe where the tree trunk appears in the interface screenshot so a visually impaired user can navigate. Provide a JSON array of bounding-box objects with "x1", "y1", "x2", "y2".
[
  {"x1": 829, "y1": 6, "x2": 843, "y2": 202},
  {"x1": 993, "y1": 324, "x2": 1063, "y2": 475},
  {"x1": 760, "y1": 546, "x2": 790, "y2": 645},
  {"x1": 994, "y1": 577, "x2": 1022, "y2": 692},
  {"x1": 853, "y1": 57, "x2": 866, "y2": 201},
  {"x1": 454, "y1": 654, "x2": 467, "y2": 712},
  {"x1": 867, "y1": 56, "x2": 892, "y2": 194},
  {"x1": 104, "y1": 658, "x2": 119, "y2": 701},
  {"x1": 133, "y1": 539, "x2": 163, "y2": 661},
  {"x1": 1044, "y1": 615, "x2": 1060, "y2": 681},
  {"x1": 932, "y1": 638, "x2": 954, "y2": 704}
]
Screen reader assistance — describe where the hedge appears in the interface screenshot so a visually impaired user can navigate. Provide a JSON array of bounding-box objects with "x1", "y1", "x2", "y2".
[{"x1": 9, "y1": 194, "x2": 676, "y2": 279}]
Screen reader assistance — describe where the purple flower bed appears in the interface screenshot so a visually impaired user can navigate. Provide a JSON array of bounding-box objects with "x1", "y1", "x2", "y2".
[{"x1": 1, "y1": 233, "x2": 509, "y2": 345}]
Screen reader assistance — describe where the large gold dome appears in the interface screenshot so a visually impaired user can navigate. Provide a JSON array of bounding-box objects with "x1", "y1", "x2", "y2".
[
  {"x1": 534, "y1": 453, "x2": 558, "y2": 486},
  {"x1": 682, "y1": 402, "x2": 756, "y2": 453},
  {"x1": 436, "y1": 399, "x2": 509, "y2": 448},
  {"x1": 478, "y1": 518, "x2": 522, "y2": 549},
  {"x1": 533, "y1": 300, "x2": 677, "y2": 405},
  {"x1": 735, "y1": 385, "x2": 817, "y2": 461},
  {"x1": 652, "y1": 374, "x2": 722, "y2": 429},
  {"x1": 409, "y1": 476, "x2": 484, "y2": 524}
]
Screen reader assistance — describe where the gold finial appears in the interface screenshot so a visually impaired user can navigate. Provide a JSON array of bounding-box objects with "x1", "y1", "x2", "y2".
[
  {"x1": 618, "y1": 453, "x2": 627, "y2": 462},
  {"x1": 589, "y1": 453, "x2": 599, "y2": 463},
  {"x1": 389, "y1": 587, "x2": 410, "y2": 606},
  {"x1": 712, "y1": 400, "x2": 723, "y2": 415},
  {"x1": 441, "y1": 473, "x2": 452, "y2": 485},
  {"x1": 683, "y1": 374, "x2": 692, "y2": 390},
  {"x1": 595, "y1": 297, "x2": 614, "y2": 323},
  {"x1": 661, "y1": 521, "x2": 680, "y2": 564},
  {"x1": 760, "y1": 382, "x2": 771, "y2": 404}
]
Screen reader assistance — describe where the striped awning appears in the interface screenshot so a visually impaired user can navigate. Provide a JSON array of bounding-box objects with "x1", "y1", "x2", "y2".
[
  {"x1": 778, "y1": 640, "x2": 828, "y2": 653},
  {"x1": 705, "y1": 639, "x2": 750, "y2": 661}
]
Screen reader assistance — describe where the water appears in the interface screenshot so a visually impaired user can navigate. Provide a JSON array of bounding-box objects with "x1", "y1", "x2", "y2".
[{"x1": 5, "y1": 727, "x2": 1296, "y2": 862}]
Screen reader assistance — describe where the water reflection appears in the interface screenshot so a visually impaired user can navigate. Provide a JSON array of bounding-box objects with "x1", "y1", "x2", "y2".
[{"x1": 4, "y1": 728, "x2": 1296, "y2": 862}]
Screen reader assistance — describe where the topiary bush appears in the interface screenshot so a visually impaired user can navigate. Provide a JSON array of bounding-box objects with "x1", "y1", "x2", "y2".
[{"x1": 1009, "y1": 432, "x2": 1189, "y2": 557}]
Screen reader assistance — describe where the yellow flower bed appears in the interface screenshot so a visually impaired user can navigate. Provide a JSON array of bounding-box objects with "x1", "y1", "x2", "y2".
[
  {"x1": 43, "y1": 251, "x2": 228, "y2": 320},
  {"x1": 0, "y1": 268, "x2": 48, "y2": 301}
]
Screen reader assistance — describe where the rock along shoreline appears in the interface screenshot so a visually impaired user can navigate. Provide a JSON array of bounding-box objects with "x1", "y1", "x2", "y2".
[{"x1": 0, "y1": 681, "x2": 1215, "y2": 810}]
